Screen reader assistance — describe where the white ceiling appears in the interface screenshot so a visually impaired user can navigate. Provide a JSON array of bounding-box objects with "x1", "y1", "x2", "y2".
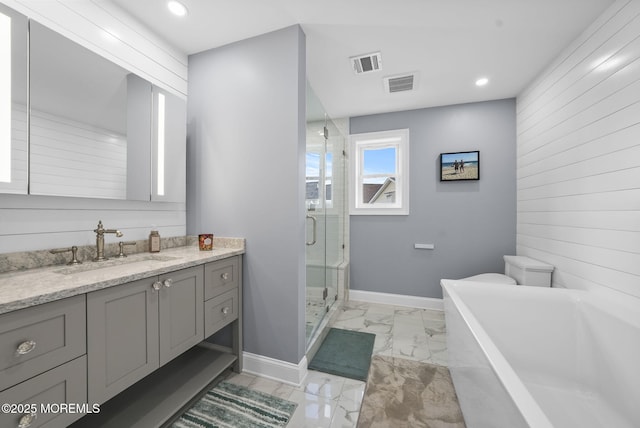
[{"x1": 108, "y1": 0, "x2": 614, "y2": 119}]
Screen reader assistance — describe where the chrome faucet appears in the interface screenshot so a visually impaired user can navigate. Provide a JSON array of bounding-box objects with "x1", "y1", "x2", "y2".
[{"x1": 93, "y1": 220, "x2": 123, "y2": 261}]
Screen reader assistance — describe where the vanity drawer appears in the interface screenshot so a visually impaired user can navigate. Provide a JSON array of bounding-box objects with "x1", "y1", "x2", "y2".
[
  {"x1": 204, "y1": 257, "x2": 239, "y2": 300},
  {"x1": 0, "y1": 355, "x2": 87, "y2": 428},
  {"x1": 0, "y1": 295, "x2": 86, "y2": 392},
  {"x1": 204, "y1": 288, "x2": 238, "y2": 337}
]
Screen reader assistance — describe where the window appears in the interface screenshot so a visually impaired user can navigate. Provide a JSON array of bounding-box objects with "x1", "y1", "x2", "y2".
[
  {"x1": 306, "y1": 150, "x2": 333, "y2": 211},
  {"x1": 306, "y1": 151, "x2": 321, "y2": 211},
  {"x1": 349, "y1": 129, "x2": 409, "y2": 215}
]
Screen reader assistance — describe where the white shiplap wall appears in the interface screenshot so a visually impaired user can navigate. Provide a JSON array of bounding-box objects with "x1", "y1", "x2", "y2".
[
  {"x1": 30, "y1": 110, "x2": 127, "y2": 199},
  {"x1": 4, "y1": 0, "x2": 187, "y2": 97},
  {"x1": 0, "y1": 0, "x2": 188, "y2": 253},
  {"x1": 516, "y1": 0, "x2": 640, "y2": 298}
]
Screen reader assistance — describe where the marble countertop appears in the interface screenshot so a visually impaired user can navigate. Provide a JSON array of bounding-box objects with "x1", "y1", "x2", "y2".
[{"x1": 0, "y1": 241, "x2": 245, "y2": 315}]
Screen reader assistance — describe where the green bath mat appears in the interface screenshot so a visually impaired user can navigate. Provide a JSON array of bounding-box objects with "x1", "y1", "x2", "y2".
[
  {"x1": 308, "y1": 328, "x2": 376, "y2": 381},
  {"x1": 172, "y1": 380, "x2": 297, "y2": 428}
]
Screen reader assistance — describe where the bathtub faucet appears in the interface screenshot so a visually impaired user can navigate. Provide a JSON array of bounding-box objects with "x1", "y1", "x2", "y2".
[{"x1": 93, "y1": 220, "x2": 123, "y2": 261}]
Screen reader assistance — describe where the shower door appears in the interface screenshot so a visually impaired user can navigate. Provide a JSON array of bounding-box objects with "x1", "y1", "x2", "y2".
[
  {"x1": 305, "y1": 116, "x2": 328, "y2": 343},
  {"x1": 306, "y1": 83, "x2": 345, "y2": 345}
]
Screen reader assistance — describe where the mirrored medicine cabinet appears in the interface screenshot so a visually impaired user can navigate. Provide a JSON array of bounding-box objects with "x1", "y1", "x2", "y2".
[{"x1": 0, "y1": 3, "x2": 186, "y2": 202}]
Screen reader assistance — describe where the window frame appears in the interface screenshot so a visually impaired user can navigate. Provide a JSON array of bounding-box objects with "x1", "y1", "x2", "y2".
[
  {"x1": 305, "y1": 148, "x2": 334, "y2": 212},
  {"x1": 349, "y1": 128, "x2": 410, "y2": 215}
]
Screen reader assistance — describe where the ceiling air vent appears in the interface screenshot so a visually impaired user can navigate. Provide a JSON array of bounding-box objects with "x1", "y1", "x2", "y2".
[
  {"x1": 384, "y1": 72, "x2": 418, "y2": 93},
  {"x1": 385, "y1": 74, "x2": 414, "y2": 93},
  {"x1": 350, "y1": 52, "x2": 382, "y2": 74}
]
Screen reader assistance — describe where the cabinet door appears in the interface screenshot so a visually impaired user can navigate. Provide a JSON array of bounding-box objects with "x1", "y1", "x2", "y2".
[
  {"x1": 159, "y1": 266, "x2": 204, "y2": 366},
  {"x1": 87, "y1": 277, "x2": 160, "y2": 404}
]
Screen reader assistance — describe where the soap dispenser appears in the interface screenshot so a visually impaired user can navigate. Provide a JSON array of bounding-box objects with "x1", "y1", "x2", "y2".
[{"x1": 149, "y1": 229, "x2": 161, "y2": 253}]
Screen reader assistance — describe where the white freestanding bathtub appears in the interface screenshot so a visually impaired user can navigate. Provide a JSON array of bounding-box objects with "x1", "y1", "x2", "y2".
[{"x1": 441, "y1": 280, "x2": 640, "y2": 428}]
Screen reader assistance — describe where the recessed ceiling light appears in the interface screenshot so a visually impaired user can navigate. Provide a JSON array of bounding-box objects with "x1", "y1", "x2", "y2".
[
  {"x1": 167, "y1": 0, "x2": 188, "y2": 17},
  {"x1": 475, "y1": 77, "x2": 489, "y2": 87}
]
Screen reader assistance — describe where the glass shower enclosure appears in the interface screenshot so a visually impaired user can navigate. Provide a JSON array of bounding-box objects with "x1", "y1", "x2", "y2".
[{"x1": 305, "y1": 83, "x2": 346, "y2": 346}]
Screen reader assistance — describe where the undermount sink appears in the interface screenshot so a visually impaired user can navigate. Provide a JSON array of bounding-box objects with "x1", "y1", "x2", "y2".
[{"x1": 55, "y1": 255, "x2": 179, "y2": 275}]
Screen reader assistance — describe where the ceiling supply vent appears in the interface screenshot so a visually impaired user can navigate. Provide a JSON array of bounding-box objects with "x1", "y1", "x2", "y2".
[
  {"x1": 350, "y1": 52, "x2": 382, "y2": 74},
  {"x1": 384, "y1": 72, "x2": 419, "y2": 93}
]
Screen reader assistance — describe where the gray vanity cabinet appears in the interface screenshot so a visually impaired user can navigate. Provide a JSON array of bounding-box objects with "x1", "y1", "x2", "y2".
[
  {"x1": 204, "y1": 257, "x2": 240, "y2": 337},
  {"x1": 87, "y1": 265, "x2": 204, "y2": 405},
  {"x1": 86, "y1": 275, "x2": 159, "y2": 405},
  {"x1": 0, "y1": 356, "x2": 87, "y2": 428},
  {"x1": 0, "y1": 295, "x2": 86, "y2": 391},
  {"x1": 0, "y1": 295, "x2": 86, "y2": 428},
  {"x1": 158, "y1": 267, "x2": 204, "y2": 365}
]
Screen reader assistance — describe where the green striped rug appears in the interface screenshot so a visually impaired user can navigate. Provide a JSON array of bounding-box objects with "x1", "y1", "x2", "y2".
[{"x1": 172, "y1": 381, "x2": 297, "y2": 428}]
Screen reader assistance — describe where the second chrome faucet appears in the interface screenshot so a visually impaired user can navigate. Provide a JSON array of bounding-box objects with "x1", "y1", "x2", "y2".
[{"x1": 94, "y1": 220, "x2": 123, "y2": 261}]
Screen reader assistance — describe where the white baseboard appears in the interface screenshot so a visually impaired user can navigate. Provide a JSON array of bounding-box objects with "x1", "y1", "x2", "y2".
[
  {"x1": 242, "y1": 352, "x2": 308, "y2": 387},
  {"x1": 349, "y1": 289, "x2": 443, "y2": 311}
]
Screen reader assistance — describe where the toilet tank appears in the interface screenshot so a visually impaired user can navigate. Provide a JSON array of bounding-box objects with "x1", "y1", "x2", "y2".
[{"x1": 503, "y1": 255, "x2": 554, "y2": 287}]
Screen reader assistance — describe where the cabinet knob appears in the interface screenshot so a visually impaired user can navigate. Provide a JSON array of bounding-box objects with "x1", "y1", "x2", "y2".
[
  {"x1": 152, "y1": 281, "x2": 162, "y2": 291},
  {"x1": 15, "y1": 340, "x2": 36, "y2": 356},
  {"x1": 163, "y1": 278, "x2": 173, "y2": 288},
  {"x1": 221, "y1": 306, "x2": 230, "y2": 315},
  {"x1": 18, "y1": 412, "x2": 37, "y2": 428},
  {"x1": 221, "y1": 272, "x2": 230, "y2": 280}
]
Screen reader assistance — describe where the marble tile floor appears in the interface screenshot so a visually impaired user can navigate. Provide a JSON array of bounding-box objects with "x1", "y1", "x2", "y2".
[{"x1": 225, "y1": 300, "x2": 448, "y2": 427}]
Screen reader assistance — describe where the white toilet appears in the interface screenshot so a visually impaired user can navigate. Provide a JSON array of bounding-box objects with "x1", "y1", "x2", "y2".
[{"x1": 461, "y1": 255, "x2": 554, "y2": 287}]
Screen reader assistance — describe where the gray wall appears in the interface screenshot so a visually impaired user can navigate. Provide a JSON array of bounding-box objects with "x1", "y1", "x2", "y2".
[
  {"x1": 187, "y1": 26, "x2": 307, "y2": 364},
  {"x1": 349, "y1": 99, "x2": 517, "y2": 299}
]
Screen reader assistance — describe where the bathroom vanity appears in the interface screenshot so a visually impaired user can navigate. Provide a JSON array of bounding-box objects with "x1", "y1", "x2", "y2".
[{"x1": 0, "y1": 241, "x2": 244, "y2": 428}]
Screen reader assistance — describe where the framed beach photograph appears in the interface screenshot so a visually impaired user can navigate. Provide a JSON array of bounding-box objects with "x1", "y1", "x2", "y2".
[{"x1": 440, "y1": 151, "x2": 480, "y2": 181}]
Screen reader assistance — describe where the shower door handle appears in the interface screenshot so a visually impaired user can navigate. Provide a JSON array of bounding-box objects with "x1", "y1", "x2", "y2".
[{"x1": 306, "y1": 215, "x2": 317, "y2": 246}]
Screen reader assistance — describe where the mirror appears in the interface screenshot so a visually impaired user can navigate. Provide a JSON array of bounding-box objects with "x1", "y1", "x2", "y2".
[
  {"x1": 29, "y1": 21, "x2": 152, "y2": 200},
  {"x1": 0, "y1": 12, "x2": 187, "y2": 202},
  {"x1": 0, "y1": 3, "x2": 28, "y2": 195}
]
